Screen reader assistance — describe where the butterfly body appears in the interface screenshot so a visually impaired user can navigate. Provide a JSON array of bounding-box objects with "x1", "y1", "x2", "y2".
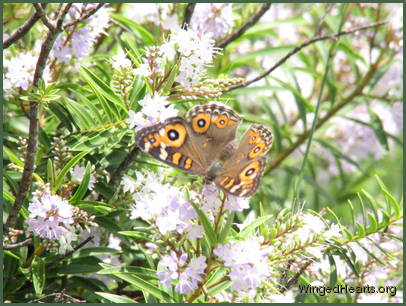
[{"x1": 136, "y1": 103, "x2": 273, "y2": 197}]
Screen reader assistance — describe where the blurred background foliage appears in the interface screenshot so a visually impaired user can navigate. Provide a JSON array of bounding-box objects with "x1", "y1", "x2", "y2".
[{"x1": 2, "y1": 2, "x2": 403, "y2": 303}]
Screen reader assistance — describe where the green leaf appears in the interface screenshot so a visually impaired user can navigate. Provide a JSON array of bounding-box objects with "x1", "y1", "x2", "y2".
[
  {"x1": 31, "y1": 256, "x2": 45, "y2": 296},
  {"x1": 64, "y1": 98, "x2": 94, "y2": 130},
  {"x1": 95, "y1": 292, "x2": 137, "y2": 303},
  {"x1": 111, "y1": 13, "x2": 155, "y2": 45},
  {"x1": 98, "y1": 264, "x2": 158, "y2": 280},
  {"x1": 219, "y1": 212, "x2": 235, "y2": 243},
  {"x1": 77, "y1": 247, "x2": 121, "y2": 258},
  {"x1": 78, "y1": 66, "x2": 122, "y2": 122},
  {"x1": 361, "y1": 189, "x2": 379, "y2": 222},
  {"x1": 337, "y1": 247, "x2": 360, "y2": 277},
  {"x1": 375, "y1": 175, "x2": 401, "y2": 217},
  {"x1": 76, "y1": 200, "x2": 115, "y2": 216},
  {"x1": 70, "y1": 161, "x2": 91, "y2": 204},
  {"x1": 369, "y1": 110, "x2": 389, "y2": 151},
  {"x1": 46, "y1": 159, "x2": 55, "y2": 187},
  {"x1": 117, "y1": 231, "x2": 155, "y2": 243},
  {"x1": 367, "y1": 212, "x2": 378, "y2": 233},
  {"x1": 48, "y1": 101, "x2": 74, "y2": 132},
  {"x1": 328, "y1": 255, "x2": 337, "y2": 287},
  {"x1": 53, "y1": 151, "x2": 90, "y2": 193},
  {"x1": 237, "y1": 215, "x2": 272, "y2": 239},
  {"x1": 114, "y1": 273, "x2": 172, "y2": 302},
  {"x1": 3, "y1": 190, "x2": 15, "y2": 203},
  {"x1": 192, "y1": 203, "x2": 217, "y2": 247},
  {"x1": 356, "y1": 221, "x2": 366, "y2": 238}
]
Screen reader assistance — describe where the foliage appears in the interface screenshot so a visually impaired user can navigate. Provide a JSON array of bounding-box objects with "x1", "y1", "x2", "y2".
[{"x1": 2, "y1": 3, "x2": 403, "y2": 303}]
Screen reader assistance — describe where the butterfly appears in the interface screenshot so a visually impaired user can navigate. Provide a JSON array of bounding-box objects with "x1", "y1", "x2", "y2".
[{"x1": 135, "y1": 103, "x2": 273, "y2": 197}]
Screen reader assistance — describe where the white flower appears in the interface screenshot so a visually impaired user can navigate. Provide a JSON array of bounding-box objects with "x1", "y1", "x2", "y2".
[
  {"x1": 157, "y1": 252, "x2": 207, "y2": 294},
  {"x1": 129, "y1": 171, "x2": 199, "y2": 236},
  {"x1": 225, "y1": 195, "x2": 250, "y2": 212},
  {"x1": 128, "y1": 94, "x2": 178, "y2": 131},
  {"x1": 170, "y1": 28, "x2": 219, "y2": 86},
  {"x1": 52, "y1": 4, "x2": 111, "y2": 62},
  {"x1": 112, "y1": 50, "x2": 132, "y2": 70},
  {"x1": 201, "y1": 184, "x2": 222, "y2": 213},
  {"x1": 125, "y1": 3, "x2": 179, "y2": 31},
  {"x1": 191, "y1": 4, "x2": 235, "y2": 39},
  {"x1": 214, "y1": 237, "x2": 271, "y2": 292},
  {"x1": 3, "y1": 50, "x2": 51, "y2": 97},
  {"x1": 26, "y1": 192, "x2": 77, "y2": 252},
  {"x1": 318, "y1": 101, "x2": 400, "y2": 181},
  {"x1": 121, "y1": 175, "x2": 141, "y2": 194},
  {"x1": 71, "y1": 165, "x2": 96, "y2": 190}
]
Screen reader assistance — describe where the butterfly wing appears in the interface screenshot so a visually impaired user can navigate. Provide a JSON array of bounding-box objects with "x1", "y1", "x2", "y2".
[
  {"x1": 135, "y1": 103, "x2": 241, "y2": 175},
  {"x1": 215, "y1": 124, "x2": 273, "y2": 197},
  {"x1": 185, "y1": 103, "x2": 241, "y2": 168},
  {"x1": 136, "y1": 117, "x2": 207, "y2": 174}
]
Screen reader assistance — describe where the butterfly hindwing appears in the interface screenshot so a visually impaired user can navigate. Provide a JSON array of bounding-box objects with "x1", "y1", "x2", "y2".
[{"x1": 215, "y1": 124, "x2": 273, "y2": 197}]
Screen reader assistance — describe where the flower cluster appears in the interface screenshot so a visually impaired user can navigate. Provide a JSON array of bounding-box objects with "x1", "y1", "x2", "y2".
[
  {"x1": 191, "y1": 4, "x2": 235, "y2": 39},
  {"x1": 52, "y1": 4, "x2": 111, "y2": 63},
  {"x1": 25, "y1": 182, "x2": 96, "y2": 253},
  {"x1": 3, "y1": 49, "x2": 51, "y2": 97},
  {"x1": 26, "y1": 184, "x2": 77, "y2": 253},
  {"x1": 71, "y1": 165, "x2": 96, "y2": 190},
  {"x1": 172, "y1": 28, "x2": 219, "y2": 86},
  {"x1": 215, "y1": 237, "x2": 272, "y2": 292},
  {"x1": 157, "y1": 252, "x2": 207, "y2": 294},
  {"x1": 125, "y1": 3, "x2": 179, "y2": 31},
  {"x1": 126, "y1": 94, "x2": 178, "y2": 131},
  {"x1": 124, "y1": 171, "x2": 203, "y2": 239},
  {"x1": 201, "y1": 184, "x2": 249, "y2": 215},
  {"x1": 318, "y1": 102, "x2": 400, "y2": 178},
  {"x1": 132, "y1": 27, "x2": 219, "y2": 87}
]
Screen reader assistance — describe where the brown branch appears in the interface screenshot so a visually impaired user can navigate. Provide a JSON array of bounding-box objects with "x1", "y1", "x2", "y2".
[
  {"x1": 5, "y1": 4, "x2": 72, "y2": 229},
  {"x1": 33, "y1": 3, "x2": 55, "y2": 31},
  {"x1": 109, "y1": 146, "x2": 140, "y2": 187},
  {"x1": 63, "y1": 3, "x2": 105, "y2": 29},
  {"x1": 280, "y1": 260, "x2": 313, "y2": 293},
  {"x1": 216, "y1": 3, "x2": 272, "y2": 49},
  {"x1": 46, "y1": 236, "x2": 94, "y2": 268},
  {"x1": 227, "y1": 20, "x2": 387, "y2": 91},
  {"x1": 3, "y1": 238, "x2": 33, "y2": 250},
  {"x1": 3, "y1": 4, "x2": 47, "y2": 49},
  {"x1": 265, "y1": 49, "x2": 387, "y2": 174},
  {"x1": 182, "y1": 3, "x2": 196, "y2": 29}
]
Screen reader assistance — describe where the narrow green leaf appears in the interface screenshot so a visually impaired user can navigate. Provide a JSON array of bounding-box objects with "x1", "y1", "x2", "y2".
[
  {"x1": 369, "y1": 110, "x2": 389, "y2": 151},
  {"x1": 367, "y1": 212, "x2": 378, "y2": 233},
  {"x1": 361, "y1": 189, "x2": 380, "y2": 222},
  {"x1": 3, "y1": 190, "x2": 15, "y2": 203},
  {"x1": 111, "y1": 13, "x2": 155, "y2": 45},
  {"x1": 114, "y1": 273, "x2": 172, "y2": 302},
  {"x1": 237, "y1": 215, "x2": 273, "y2": 239},
  {"x1": 48, "y1": 102, "x2": 74, "y2": 132},
  {"x1": 328, "y1": 254, "x2": 337, "y2": 287},
  {"x1": 53, "y1": 151, "x2": 90, "y2": 193},
  {"x1": 64, "y1": 98, "x2": 94, "y2": 129},
  {"x1": 98, "y1": 264, "x2": 158, "y2": 280},
  {"x1": 70, "y1": 161, "x2": 91, "y2": 204},
  {"x1": 95, "y1": 292, "x2": 137, "y2": 303},
  {"x1": 118, "y1": 231, "x2": 155, "y2": 243},
  {"x1": 356, "y1": 221, "x2": 366, "y2": 238},
  {"x1": 337, "y1": 247, "x2": 360, "y2": 277},
  {"x1": 192, "y1": 203, "x2": 217, "y2": 247},
  {"x1": 219, "y1": 212, "x2": 235, "y2": 243},
  {"x1": 31, "y1": 256, "x2": 45, "y2": 296},
  {"x1": 375, "y1": 175, "x2": 401, "y2": 217},
  {"x1": 46, "y1": 159, "x2": 55, "y2": 187}
]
